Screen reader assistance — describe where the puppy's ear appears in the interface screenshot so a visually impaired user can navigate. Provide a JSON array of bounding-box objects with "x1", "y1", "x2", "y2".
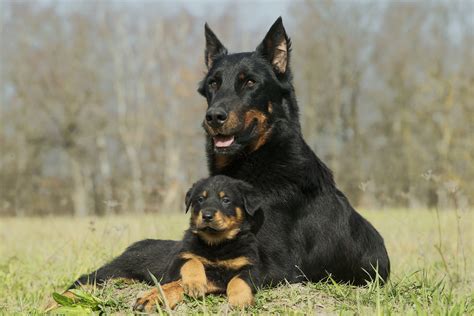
[
  {"x1": 255, "y1": 16, "x2": 291, "y2": 75},
  {"x1": 185, "y1": 179, "x2": 206, "y2": 213},
  {"x1": 243, "y1": 191, "x2": 261, "y2": 217},
  {"x1": 250, "y1": 207, "x2": 264, "y2": 234},
  {"x1": 237, "y1": 181, "x2": 264, "y2": 233},
  {"x1": 238, "y1": 182, "x2": 261, "y2": 216},
  {"x1": 204, "y1": 23, "x2": 228, "y2": 69},
  {"x1": 185, "y1": 188, "x2": 193, "y2": 213}
]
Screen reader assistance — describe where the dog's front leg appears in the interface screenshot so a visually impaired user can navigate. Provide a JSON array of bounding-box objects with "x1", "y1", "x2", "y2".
[
  {"x1": 180, "y1": 257, "x2": 207, "y2": 297},
  {"x1": 226, "y1": 273, "x2": 255, "y2": 308}
]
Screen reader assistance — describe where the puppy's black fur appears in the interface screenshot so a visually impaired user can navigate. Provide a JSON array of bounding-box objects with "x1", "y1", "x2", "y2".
[
  {"x1": 132, "y1": 176, "x2": 263, "y2": 311},
  {"x1": 71, "y1": 17, "x2": 389, "y2": 295}
]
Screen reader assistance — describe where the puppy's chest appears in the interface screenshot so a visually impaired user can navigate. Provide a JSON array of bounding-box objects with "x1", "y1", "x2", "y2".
[
  {"x1": 204, "y1": 264, "x2": 244, "y2": 289},
  {"x1": 182, "y1": 248, "x2": 255, "y2": 289}
]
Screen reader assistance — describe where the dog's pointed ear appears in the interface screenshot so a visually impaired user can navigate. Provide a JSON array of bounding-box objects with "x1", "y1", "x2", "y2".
[
  {"x1": 204, "y1": 23, "x2": 228, "y2": 69},
  {"x1": 256, "y1": 16, "x2": 291, "y2": 75},
  {"x1": 185, "y1": 179, "x2": 205, "y2": 213}
]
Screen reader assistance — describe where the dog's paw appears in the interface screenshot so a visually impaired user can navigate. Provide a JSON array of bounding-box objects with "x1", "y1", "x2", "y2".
[
  {"x1": 228, "y1": 290, "x2": 254, "y2": 308},
  {"x1": 227, "y1": 277, "x2": 254, "y2": 308},
  {"x1": 133, "y1": 288, "x2": 160, "y2": 312},
  {"x1": 182, "y1": 277, "x2": 207, "y2": 297},
  {"x1": 133, "y1": 281, "x2": 184, "y2": 312}
]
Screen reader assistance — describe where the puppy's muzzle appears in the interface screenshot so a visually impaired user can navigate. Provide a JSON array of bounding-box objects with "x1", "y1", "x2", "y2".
[{"x1": 201, "y1": 209, "x2": 217, "y2": 223}]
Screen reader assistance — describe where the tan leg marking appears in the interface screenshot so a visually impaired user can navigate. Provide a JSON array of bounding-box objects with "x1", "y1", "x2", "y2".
[
  {"x1": 133, "y1": 280, "x2": 184, "y2": 311},
  {"x1": 227, "y1": 276, "x2": 254, "y2": 308},
  {"x1": 180, "y1": 258, "x2": 207, "y2": 297}
]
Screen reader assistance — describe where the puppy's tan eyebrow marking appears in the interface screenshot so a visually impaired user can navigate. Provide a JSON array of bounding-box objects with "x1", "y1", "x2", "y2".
[
  {"x1": 219, "y1": 191, "x2": 226, "y2": 198},
  {"x1": 203, "y1": 191, "x2": 208, "y2": 197},
  {"x1": 238, "y1": 72, "x2": 245, "y2": 80}
]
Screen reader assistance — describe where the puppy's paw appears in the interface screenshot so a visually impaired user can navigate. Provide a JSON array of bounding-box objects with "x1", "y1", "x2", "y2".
[
  {"x1": 182, "y1": 277, "x2": 207, "y2": 297},
  {"x1": 228, "y1": 290, "x2": 254, "y2": 308},
  {"x1": 227, "y1": 277, "x2": 254, "y2": 308},
  {"x1": 133, "y1": 288, "x2": 160, "y2": 313},
  {"x1": 133, "y1": 281, "x2": 184, "y2": 312}
]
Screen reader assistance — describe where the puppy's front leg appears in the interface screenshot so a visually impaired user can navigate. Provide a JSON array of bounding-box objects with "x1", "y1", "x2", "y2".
[
  {"x1": 180, "y1": 257, "x2": 207, "y2": 297},
  {"x1": 227, "y1": 275, "x2": 254, "y2": 308}
]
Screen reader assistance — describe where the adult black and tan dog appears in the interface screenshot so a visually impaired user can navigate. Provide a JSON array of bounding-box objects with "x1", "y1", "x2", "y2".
[
  {"x1": 134, "y1": 175, "x2": 263, "y2": 311},
  {"x1": 69, "y1": 17, "x2": 390, "y2": 310}
]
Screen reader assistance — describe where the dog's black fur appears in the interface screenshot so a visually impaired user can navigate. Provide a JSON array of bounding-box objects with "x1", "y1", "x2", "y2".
[{"x1": 71, "y1": 17, "x2": 389, "y2": 295}]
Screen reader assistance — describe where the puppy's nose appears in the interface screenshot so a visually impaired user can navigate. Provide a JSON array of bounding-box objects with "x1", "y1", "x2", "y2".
[
  {"x1": 205, "y1": 108, "x2": 228, "y2": 128},
  {"x1": 202, "y1": 210, "x2": 215, "y2": 222}
]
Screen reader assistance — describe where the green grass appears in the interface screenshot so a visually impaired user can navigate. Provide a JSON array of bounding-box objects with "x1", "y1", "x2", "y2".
[{"x1": 0, "y1": 209, "x2": 472, "y2": 314}]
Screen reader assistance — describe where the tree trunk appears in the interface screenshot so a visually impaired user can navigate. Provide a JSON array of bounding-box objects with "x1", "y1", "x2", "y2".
[{"x1": 70, "y1": 156, "x2": 89, "y2": 217}]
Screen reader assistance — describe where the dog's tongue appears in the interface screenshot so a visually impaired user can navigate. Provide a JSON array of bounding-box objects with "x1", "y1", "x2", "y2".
[{"x1": 213, "y1": 135, "x2": 235, "y2": 148}]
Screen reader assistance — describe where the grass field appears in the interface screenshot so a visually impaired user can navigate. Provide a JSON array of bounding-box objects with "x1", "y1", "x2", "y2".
[{"x1": 0, "y1": 209, "x2": 472, "y2": 315}]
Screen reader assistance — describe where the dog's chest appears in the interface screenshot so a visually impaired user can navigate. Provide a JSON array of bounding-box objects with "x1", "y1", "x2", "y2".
[{"x1": 204, "y1": 265, "x2": 241, "y2": 290}]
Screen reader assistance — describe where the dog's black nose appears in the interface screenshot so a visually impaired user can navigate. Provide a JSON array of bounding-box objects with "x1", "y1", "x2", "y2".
[
  {"x1": 205, "y1": 108, "x2": 228, "y2": 128},
  {"x1": 202, "y1": 210, "x2": 215, "y2": 222}
]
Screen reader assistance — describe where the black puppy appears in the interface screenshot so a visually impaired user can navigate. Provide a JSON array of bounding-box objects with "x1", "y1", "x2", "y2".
[{"x1": 134, "y1": 175, "x2": 263, "y2": 311}]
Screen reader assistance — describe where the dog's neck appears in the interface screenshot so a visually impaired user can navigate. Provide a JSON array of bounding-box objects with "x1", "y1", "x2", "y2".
[
  {"x1": 207, "y1": 122, "x2": 336, "y2": 207},
  {"x1": 184, "y1": 228, "x2": 256, "y2": 256}
]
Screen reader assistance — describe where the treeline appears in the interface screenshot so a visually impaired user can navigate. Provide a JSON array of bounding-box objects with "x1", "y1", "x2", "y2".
[{"x1": 0, "y1": 1, "x2": 472, "y2": 216}]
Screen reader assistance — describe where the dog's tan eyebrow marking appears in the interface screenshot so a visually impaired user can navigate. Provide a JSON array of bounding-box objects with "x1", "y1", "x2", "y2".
[
  {"x1": 268, "y1": 101, "x2": 273, "y2": 113},
  {"x1": 219, "y1": 191, "x2": 226, "y2": 198},
  {"x1": 238, "y1": 72, "x2": 245, "y2": 80},
  {"x1": 202, "y1": 191, "x2": 208, "y2": 197}
]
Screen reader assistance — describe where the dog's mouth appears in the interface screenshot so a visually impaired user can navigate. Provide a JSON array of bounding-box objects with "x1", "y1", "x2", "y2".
[
  {"x1": 206, "y1": 122, "x2": 259, "y2": 155},
  {"x1": 195, "y1": 223, "x2": 240, "y2": 245},
  {"x1": 198, "y1": 226, "x2": 224, "y2": 233},
  {"x1": 213, "y1": 135, "x2": 235, "y2": 148},
  {"x1": 195, "y1": 216, "x2": 234, "y2": 233}
]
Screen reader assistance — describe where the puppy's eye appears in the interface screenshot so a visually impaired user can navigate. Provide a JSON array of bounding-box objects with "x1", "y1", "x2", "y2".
[
  {"x1": 197, "y1": 196, "x2": 205, "y2": 203},
  {"x1": 222, "y1": 197, "x2": 231, "y2": 205},
  {"x1": 245, "y1": 79, "x2": 255, "y2": 88},
  {"x1": 209, "y1": 80, "x2": 218, "y2": 89}
]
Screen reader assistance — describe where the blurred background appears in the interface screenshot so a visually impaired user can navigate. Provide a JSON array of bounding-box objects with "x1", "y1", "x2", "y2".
[{"x1": 0, "y1": 0, "x2": 472, "y2": 217}]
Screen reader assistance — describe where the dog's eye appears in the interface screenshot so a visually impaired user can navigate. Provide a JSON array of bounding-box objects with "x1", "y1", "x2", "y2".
[
  {"x1": 245, "y1": 79, "x2": 255, "y2": 88},
  {"x1": 222, "y1": 197, "x2": 231, "y2": 205},
  {"x1": 208, "y1": 80, "x2": 218, "y2": 89},
  {"x1": 197, "y1": 196, "x2": 205, "y2": 203}
]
